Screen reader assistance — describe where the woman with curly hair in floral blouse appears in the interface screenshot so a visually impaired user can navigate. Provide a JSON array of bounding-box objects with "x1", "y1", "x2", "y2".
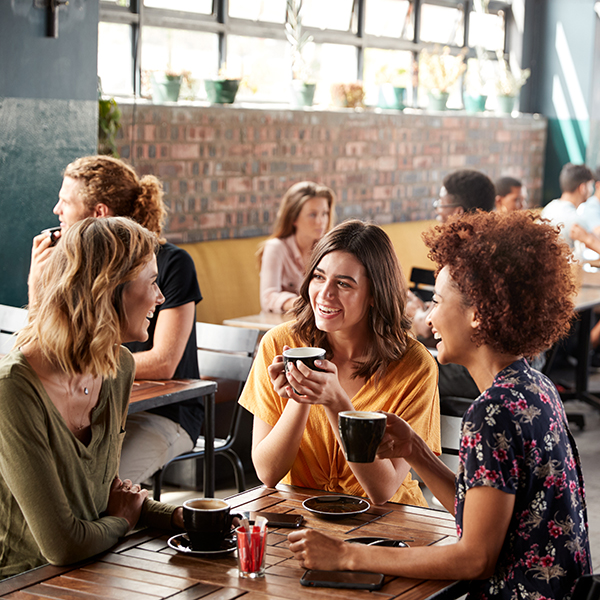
[{"x1": 289, "y1": 210, "x2": 590, "y2": 599}]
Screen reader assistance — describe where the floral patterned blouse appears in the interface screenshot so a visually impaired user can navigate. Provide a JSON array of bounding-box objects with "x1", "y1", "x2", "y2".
[{"x1": 455, "y1": 359, "x2": 590, "y2": 599}]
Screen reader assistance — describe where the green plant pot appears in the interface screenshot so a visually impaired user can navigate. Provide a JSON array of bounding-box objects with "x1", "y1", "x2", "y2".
[
  {"x1": 427, "y1": 91, "x2": 449, "y2": 111},
  {"x1": 204, "y1": 79, "x2": 240, "y2": 104},
  {"x1": 496, "y1": 94, "x2": 516, "y2": 114},
  {"x1": 464, "y1": 94, "x2": 487, "y2": 113},
  {"x1": 378, "y1": 84, "x2": 406, "y2": 110},
  {"x1": 290, "y1": 81, "x2": 316, "y2": 107},
  {"x1": 151, "y1": 73, "x2": 182, "y2": 103}
]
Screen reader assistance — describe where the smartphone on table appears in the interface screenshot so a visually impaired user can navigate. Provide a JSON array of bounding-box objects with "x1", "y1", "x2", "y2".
[
  {"x1": 300, "y1": 569, "x2": 385, "y2": 590},
  {"x1": 247, "y1": 511, "x2": 303, "y2": 528}
]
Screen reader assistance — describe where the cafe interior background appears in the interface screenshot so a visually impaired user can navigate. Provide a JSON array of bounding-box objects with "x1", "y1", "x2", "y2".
[{"x1": 2, "y1": 0, "x2": 600, "y2": 572}]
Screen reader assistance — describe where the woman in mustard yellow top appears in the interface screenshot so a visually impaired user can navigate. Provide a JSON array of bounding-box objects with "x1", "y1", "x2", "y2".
[{"x1": 239, "y1": 220, "x2": 440, "y2": 506}]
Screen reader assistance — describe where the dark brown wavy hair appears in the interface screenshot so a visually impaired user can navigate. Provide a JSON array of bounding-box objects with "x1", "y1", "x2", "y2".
[
  {"x1": 291, "y1": 220, "x2": 412, "y2": 382},
  {"x1": 64, "y1": 155, "x2": 167, "y2": 242},
  {"x1": 422, "y1": 210, "x2": 576, "y2": 356}
]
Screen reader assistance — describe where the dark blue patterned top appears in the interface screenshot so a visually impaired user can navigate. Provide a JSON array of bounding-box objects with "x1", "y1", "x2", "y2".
[{"x1": 455, "y1": 359, "x2": 590, "y2": 599}]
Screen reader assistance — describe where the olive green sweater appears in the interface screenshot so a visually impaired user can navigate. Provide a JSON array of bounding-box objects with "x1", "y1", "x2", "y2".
[{"x1": 0, "y1": 348, "x2": 175, "y2": 579}]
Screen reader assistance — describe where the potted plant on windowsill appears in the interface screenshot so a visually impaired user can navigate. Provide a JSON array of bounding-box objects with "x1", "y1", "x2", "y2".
[
  {"x1": 376, "y1": 66, "x2": 408, "y2": 110},
  {"x1": 419, "y1": 46, "x2": 467, "y2": 111},
  {"x1": 330, "y1": 82, "x2": 366, "y2": 109},
  {"x1": 204, "y1": 65, "x2": 243, "y2": 104},
  {"x1": 463, "y1": 55, "x2": 490, "y2": 113},
  {"x1": 286, "y1": 0, "x2": 316, "y2": 107},
  {"x1": 150, "y1": 69, "x2": 191, "y2": 103},
  {"x1": 494, "y1": 50, "x2": 530, "y2": 114}
]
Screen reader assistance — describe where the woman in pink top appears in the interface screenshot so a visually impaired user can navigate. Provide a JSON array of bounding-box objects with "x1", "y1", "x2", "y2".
[{"x1": 258, "y1": 181, "x2": 335, "y2": 313}]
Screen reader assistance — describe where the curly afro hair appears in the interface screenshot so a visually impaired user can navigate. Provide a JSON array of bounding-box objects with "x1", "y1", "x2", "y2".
[{"x1": 422, "y1": 210, "x2": 576, "y2": 357}]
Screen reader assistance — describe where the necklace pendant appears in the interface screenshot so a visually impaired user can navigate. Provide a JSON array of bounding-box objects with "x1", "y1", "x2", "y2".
[{"x1": 84, "y1": 387, "x2": 89, "y2": 395}]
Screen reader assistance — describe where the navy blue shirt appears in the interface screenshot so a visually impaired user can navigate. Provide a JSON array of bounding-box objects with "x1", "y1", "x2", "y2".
[{"x1": 456, "y1": 359, "x2": 590, "y2": 599}]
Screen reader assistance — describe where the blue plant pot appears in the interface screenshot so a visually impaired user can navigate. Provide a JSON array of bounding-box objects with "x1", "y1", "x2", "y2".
[
  {"x1": 151, "y1": 74, "x2": 182, "y2": 104},
  {"x1": 427, "y1": 91, "x2": 449, "y2": 111},
  {"x1": 377, "y1": 84, "x2": 406, "y2": 110},
  {"x1": 464, "y1": 94, "x2": 487, "y2": 113}
]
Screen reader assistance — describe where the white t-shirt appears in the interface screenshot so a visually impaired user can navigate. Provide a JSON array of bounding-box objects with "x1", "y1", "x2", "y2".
[
  {"x1": 577, "y1": 195, "x2": 600, "y2": 232},
  {"x1": 541, "y1": 199, "x2": 582, "y2": 247}
]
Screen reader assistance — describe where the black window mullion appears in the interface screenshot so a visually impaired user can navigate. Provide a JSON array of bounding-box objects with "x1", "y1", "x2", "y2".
[
  {"x1": 217, "y1": 0, "x2": 227, "y2": 71},
  {"x1": 133, "y1": 0, "x2": 143, "y2": 96},
  {"x1": 356, "y1": 0, "x2": 365, "y2": 81},
  {"x1": 463, "y1": 0, "x2": 469, "y2": 48}
]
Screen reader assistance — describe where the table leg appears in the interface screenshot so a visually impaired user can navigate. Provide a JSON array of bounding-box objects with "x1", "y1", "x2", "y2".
[{"x1": 204, "y1": 391, "x2": 215, "y2": 497}]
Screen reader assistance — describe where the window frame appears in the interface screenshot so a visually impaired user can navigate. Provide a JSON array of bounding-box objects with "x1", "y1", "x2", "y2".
[{"x1": 99, "y1": 0, "x2": 513, "y2": 103}]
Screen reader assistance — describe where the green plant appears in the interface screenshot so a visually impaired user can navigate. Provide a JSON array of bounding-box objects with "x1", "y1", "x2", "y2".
[
  {"x1": 98, "y1": 97, "x2": 121, "y2": 157},
  {"x1": 286, "y1": 0, "x2": 313, "y2": 81}
]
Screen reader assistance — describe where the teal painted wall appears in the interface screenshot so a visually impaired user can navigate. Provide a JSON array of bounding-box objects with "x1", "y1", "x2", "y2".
[
  {"x1": 0, "y1": 1, "x2": 98, "y2": 307},
  {"x1": 527, "y1": 0, "x2": 597, "y2": 203}
]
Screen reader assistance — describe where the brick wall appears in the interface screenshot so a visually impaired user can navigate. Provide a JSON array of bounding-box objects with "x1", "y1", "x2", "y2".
[{"x1": 116, "y1": 103, "x2": 547, "y2": 243}]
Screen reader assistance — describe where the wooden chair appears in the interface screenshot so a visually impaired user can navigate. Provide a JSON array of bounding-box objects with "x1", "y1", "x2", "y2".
[
  {"x1": 0, "y1": 304, "x2": 28, "y2": 355},
  {"x1": 151, "y1": 322, "x2": 260, "y2": 501}
]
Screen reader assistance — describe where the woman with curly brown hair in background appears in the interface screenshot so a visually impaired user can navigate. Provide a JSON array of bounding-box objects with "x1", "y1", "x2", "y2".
[
  {"x1": 28, "y1": 156, "x2": 203, "y2": 486},
  {"x1": 289, "y1": 211, "x2": 590, "y2": 599}
]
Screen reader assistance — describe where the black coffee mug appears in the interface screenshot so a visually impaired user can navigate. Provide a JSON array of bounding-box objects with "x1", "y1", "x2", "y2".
[
  {"x1": 182, "y1": 498, "x2": 241, "y2": 551},
  {"x1": 338, "y1": 411, "x2": 387, "y2": 463},
  {"x1": 283, "y1": 347, "x2": 326, "y2": 394}
]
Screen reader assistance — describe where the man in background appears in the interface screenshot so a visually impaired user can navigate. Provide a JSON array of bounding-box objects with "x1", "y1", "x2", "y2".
[
  {"x1": 495, "y1": 176, "x2": 525, "y2": 212},
  {"x1": 542, "y1": 163, "x2": 597, "y2": 250},
  {"x1": 410, "y1": 169, "x2": 496, "y2": 400}
]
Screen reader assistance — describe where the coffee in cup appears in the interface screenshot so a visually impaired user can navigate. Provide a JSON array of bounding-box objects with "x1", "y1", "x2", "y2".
[
  {"x1": 283, "y1": 347, "x2": 326, "y2": 393},
  {"x1": 338, "y1": 411, "x2": 387, "y2": 463},
  {"x1": 182, "y1": 498, "x2": 240, "y2": 551}
]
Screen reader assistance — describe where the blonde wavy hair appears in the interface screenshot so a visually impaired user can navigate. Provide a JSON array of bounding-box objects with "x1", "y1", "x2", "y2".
[
  {"x1": 64, "y1": 155, "x2": 167, "y2": 241},
  {"x1": 18, "y1": 217, "x2": 158, "y2": 378}
]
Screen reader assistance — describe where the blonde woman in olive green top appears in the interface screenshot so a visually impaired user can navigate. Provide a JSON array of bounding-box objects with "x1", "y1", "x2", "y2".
[{"x1": 0, "y1": 217, "x2": 184, "y2": 579}]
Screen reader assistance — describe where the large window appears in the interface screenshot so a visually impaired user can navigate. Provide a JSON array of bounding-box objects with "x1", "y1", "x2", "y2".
[{"x1": 98, "y1": 0, "x2": 512, "y2": 107}]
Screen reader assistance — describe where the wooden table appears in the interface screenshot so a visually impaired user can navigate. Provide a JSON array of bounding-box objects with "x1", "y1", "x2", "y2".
[
  {"x1": 130, "y1": 379, "x2": 218, "y2": 497},
  {"x1": 223, "y1": 312, "x2": 291, "y2": 332},
  {"x1": 0, "y1": 485, "x2": 464, "y2": 600}
]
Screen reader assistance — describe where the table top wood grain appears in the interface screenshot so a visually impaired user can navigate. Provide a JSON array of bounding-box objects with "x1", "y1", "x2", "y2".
[
  {"x1": 129, "y1": 378, "x2": 217, "y2": 414},
  {"x1": 0, "y1": 485, "x2": 463, "y2": 600}
]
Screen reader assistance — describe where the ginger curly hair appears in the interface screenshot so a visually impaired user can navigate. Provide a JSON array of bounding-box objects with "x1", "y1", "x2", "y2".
[{"x1": 422, "y1": 210, "x2": 576, "y2": 357}]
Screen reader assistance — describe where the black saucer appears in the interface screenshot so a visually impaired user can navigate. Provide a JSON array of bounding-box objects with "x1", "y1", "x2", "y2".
[{"x1": 167, "y1": 533, "x2": 236, "y2": 557}]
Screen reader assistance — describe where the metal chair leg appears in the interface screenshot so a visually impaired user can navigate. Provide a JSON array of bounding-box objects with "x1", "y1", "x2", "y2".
[
  {"x1": 153, "y1": 468, "x2": 163, "y2": 501},
  {"x1": 221, "y1": 449, "x2": 246, "y2": 492}
]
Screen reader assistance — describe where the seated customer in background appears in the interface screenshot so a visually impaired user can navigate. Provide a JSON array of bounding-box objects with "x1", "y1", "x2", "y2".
[
  {"x1": 578, "y1": 165, "x2": 600, "y2": 234},
  {"x1": 28, "y1": 156, "x2": 203, "y2": 485},
  {"x1": 241, "y1": 220, "x2": 440, "y2": 507},
  {"x1": 542, "y1": 162, "x2": 597, "y2": 251},
  {"x1": 289, "y1": 210, "x2": 590, "y2": 599},
  {"x1": 494, "y1": 176, "x2": 525, "y2": 212},
  {"x1": 409, "y1": 169, "x2": 496, "y2": 400},
  {"x1": 0, "y1": 217, "x2": 184, "y2": 580},
  {"x1": 258, "y1": 181, "x2": 335, "y2": 313}
]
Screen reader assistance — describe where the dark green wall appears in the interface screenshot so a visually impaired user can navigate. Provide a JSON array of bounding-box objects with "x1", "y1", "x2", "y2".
[
  {"x1": 523, "y1": 0, "x2": 597, "y2": 204},
  {"x1": 0, "y1": 1, "x2": 98, "y2": 307}
]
